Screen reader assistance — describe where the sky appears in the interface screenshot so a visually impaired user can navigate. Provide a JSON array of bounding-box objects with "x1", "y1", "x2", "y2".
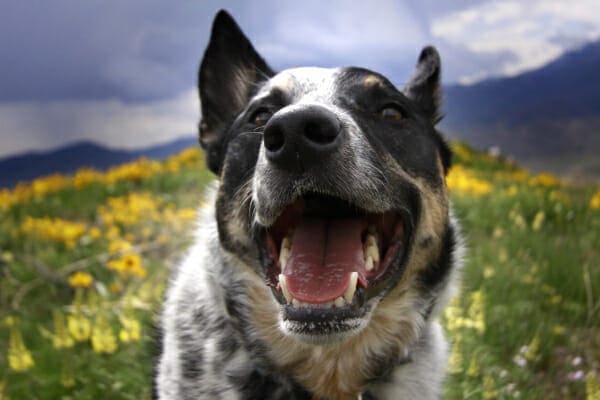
[{"x1": 1, "y1": 0, "x2": 600, "y2": 158}]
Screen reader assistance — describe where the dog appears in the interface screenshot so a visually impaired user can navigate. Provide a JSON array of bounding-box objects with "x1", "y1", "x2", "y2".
[{"x1": 155, "y1": 10, "x2": 463, "y2": 400}]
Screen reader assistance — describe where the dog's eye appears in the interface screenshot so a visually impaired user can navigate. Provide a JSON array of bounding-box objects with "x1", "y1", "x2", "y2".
[
  {"x1": 378, "y1": 106, "x2": 403, "y2": 122},
  {"x1": 251, "y1": 109, "x2": 273, "y2": 127}
]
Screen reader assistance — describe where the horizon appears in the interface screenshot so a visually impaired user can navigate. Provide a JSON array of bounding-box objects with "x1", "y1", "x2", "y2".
[{"x1": 2, "y1": 0, "x2": 600, "y2": 158}]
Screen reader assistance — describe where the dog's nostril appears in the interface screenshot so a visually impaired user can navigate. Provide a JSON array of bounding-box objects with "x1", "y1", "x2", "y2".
[
  {"x1": 264, "y1": 127, "x2": 285, "y2": 152},
  {"x1": 304, "y1": 121, "x2": 339, "y2": 145}
]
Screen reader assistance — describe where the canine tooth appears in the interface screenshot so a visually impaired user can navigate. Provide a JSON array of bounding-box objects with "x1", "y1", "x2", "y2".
[
  {"x1": 281, "y1": 237, "x2": 291, "y2": 250},
  {"x1": 279, "y1": 247, "x2": 290, "y2": 270},
  {"x1": 344, "y1": 272, "x2": 358, "y2": 303},
  {"x1": 365, "y1": 234, "x2": 377, "y2": 247},
  {"x1": 278, "y1": 274, "x2": 292, "y2": 303},
  {"x1": 365, "y1": 244, "x2": 380, "y2": 262},
  {"x1": 334, "y1": 297, "x2": 345, "y2": 307},
  {"x1": 365, "y1": 256, "x2": 374, "y2": 271},
  {"x1": 292, "y1": 298, "x2": 300, "y2": 307}
]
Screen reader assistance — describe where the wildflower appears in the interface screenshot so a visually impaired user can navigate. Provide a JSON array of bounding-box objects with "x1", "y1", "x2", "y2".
[
  {"x1": 89, "y1": 226, "x2": 102, "y2": 240},
  {"x1": 108, "y1": 239, "x2": 133, "y2": 255},
  {"x1": 513, "y1": 354, "x2": 527, "y2": 368},
  {"x1": 466, "y1": 355, "x2": 480, "y2": 377},
  {"x1": 531, "y1": 211, "x2": 545, "y2": 231},
  {"x1": 447, "y1": 338, "x2": 463, "y2": 374},
  {"x1": 483, "y1": 266, "x2": 495, "y2": 279},
  {"x1": 590, "y1": 190, "x2": 600, "y2": 210},
  {"x1": 482, "y1": 374, "x2": 498, "y2": 400},
  {"x1": 107, "y1": 253, "x2": 146, "y2": 278},
  {"x1": 91, "y1": 314, "x2": 117, "y2": 354},
  {"x1": 552, "y1": 325, "x2": 565, "y2": 335},
  {"x1": 67, "y1": 314, "x2": 91, "y2": 342},
  {"x1": 568, "y1": 370, "x2": 585, "y2": 381},
  {"x1": 468, "y1": 290, "x2": 485, "y2": 334},
  {"x1": 51, "y1": 310, "x2": 74, "y2": 349},
  {"x1": 68, "y1": 271, "x2": 93, "y2": 288},
  {"x1": 7, "y1": 319, "x2": 35, "y2": 372},
  {"x1": 61, "y1": 360, "x2": 75, "y2": 388},
  {"x1": 573, "y1": 356, "x2": 583, "y2": 366},
  {"x1": 119, "y1": 315, "x2": 141, "y2": 343},
  {"x1": 492, "y1": 227, "x2": 503, "y2": 238},
  {"x1": 529, "y1": 172, "x2": 559, "y2": 187},
  {"x1": 21, "y1": 216, "x2": 86, "y2": 247},
  {"x1": 446, "y1": 165, "x2": 492, "y2": 196},
  {"x1": 587, "y1": 372, "x2": 600, "y2": 400},
  {"x1": 524, "y1": 335, "x2": 540, "y2": 362}
]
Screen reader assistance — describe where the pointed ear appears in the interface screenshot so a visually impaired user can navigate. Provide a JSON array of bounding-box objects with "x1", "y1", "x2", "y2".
[
  {"x1": 404, "y1": 46, "x2": 442, "y2": 124},
  {"x1": 199, "y1": 10, "x2": 274, "y2": 174}
]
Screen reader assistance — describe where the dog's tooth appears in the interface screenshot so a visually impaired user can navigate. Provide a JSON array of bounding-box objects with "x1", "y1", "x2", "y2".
[
  {"x1": 344, "y1": 272, "x2": 358, "y2": 303},
  {"x1": 281, "y1": 237, "x2": 291, "y2": 250},
  {"x1": 334, "y1": 296, "x2": 345, "y2": 307},
  {"x1": 279, "y1": 247, "x2": 290, "y2": 270},
  {"x1": 292, "y1": 298, "x2": 300, "y2": 307},
  {"x1": 365, "y1": 234, "x2": 377, "y2": 247},
  {"x1": 365, "y1": 244, "x2": 380, "y2": 262},
  {"x1": 278, "y1": 274, "x2": 292, "y2": 303},
  {"x1": 365, "y1": 256, "x2": 374, "y2": 271}
]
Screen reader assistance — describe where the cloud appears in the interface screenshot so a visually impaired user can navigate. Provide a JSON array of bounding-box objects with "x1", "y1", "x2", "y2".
[
  {"x1": 431, "y1": 0, "x2": 600, "y2": 83},
  {"x1": 0, "y1": 90, "x2": 199, "y2": 158}
]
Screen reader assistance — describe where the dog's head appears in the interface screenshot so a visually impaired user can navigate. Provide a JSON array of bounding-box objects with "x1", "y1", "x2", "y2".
[{"x1": 200, "y1": 11, "x2": 454, "y2": 343}]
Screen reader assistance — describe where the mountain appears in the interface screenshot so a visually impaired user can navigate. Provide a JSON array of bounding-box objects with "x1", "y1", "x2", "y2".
[
  {"x1": 441, "y1": 40, "x2": 600, "y2": 181},
  {"x1": 0, "y1": 136, "x2": 197, "y2": 188}
]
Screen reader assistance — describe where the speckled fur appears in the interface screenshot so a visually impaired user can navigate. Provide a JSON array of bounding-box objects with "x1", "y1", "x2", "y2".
[{"x1": 155, "y1": 10, "x2": 463, "y2": 400}]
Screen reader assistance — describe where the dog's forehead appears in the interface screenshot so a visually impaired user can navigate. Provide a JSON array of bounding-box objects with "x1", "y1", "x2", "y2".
[{"x1": 257, "y1": 67, "x2": 341, "y2": 102}]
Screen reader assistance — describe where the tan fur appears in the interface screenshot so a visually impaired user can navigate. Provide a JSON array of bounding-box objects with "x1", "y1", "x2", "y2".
[
  {"x1": 363, "y1": 75, "x2": 385, "y2": 88},
  {"x1": 242, "y1": 155, "x2": 451, "y2": 399}
]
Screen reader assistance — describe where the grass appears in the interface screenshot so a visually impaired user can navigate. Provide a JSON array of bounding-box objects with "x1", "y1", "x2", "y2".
[{"x1": 0, "y1": 144, "x2": 599, "y2": 399}]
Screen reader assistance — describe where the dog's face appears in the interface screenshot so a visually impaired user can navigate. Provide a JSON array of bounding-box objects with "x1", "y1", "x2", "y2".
[{"x1": 200, "y1": 11, "x2": 453, "y2": 343}]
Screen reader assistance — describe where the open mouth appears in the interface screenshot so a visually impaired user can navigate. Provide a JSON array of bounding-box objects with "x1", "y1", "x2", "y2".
[{"x1": 260, "y1": 192, "x2": 410, "y2": 334}]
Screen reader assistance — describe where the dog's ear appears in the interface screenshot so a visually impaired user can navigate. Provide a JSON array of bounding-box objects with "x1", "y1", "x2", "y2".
[
  {"x1": 404, "y1": 46, "x2": 442, "y2": 124},
  {"x1": 199, "y1": 10, "x2": 274, "y2": 174}
]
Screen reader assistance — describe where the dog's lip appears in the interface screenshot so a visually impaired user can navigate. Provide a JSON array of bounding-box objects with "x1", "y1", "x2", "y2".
[{"x1": 258, "y1": 192, "x2": 410, "y2": 315}]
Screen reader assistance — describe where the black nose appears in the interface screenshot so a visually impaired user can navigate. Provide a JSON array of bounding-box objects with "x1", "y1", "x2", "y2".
[{"x1": 263, "y1": 105, "x2": 342, "y2": 172}]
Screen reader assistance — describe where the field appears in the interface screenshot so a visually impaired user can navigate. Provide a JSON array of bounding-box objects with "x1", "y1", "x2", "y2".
[{"x1": 0, "y1": 144, "x2": 599, "y2": 399}]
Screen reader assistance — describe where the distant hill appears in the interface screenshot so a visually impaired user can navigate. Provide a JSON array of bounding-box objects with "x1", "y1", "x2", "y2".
[
  {"x1": 0, "y1": 136, "x2": 197, "y2": 188},
  {"x1": 441, "y1": 40, "x2": 600, "y2": 182}
]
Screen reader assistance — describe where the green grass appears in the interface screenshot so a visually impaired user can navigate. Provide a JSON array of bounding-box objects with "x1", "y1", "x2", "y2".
[{"x1": 0, "y1": 145, "x2": 599, "y2": 399}]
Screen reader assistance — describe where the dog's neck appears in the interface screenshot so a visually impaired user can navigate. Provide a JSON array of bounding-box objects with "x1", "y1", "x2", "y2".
[{"x1": 244, "y1": 278, "x2": 421, "y2": 400}]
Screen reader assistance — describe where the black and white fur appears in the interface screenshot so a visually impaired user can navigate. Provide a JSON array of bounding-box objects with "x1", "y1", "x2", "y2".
[{"x1": 156, "y1": 10, "x2": 463, "y2": 400}]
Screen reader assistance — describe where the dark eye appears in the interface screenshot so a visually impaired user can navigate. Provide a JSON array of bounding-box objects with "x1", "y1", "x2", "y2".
[
  {"x1": 251, "y1": 109, "x2": 273, "y2": 126},
  {"x1": 378, "y1": 105, "x2": 403, "y2": 122}
]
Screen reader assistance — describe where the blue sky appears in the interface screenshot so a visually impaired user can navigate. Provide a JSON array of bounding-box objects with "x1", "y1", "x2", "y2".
[{"x1": 1, "y1": 0, "x2": 600, "y2": 157}]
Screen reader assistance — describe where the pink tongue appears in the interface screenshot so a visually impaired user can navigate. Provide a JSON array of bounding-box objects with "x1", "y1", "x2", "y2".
[{"x1": 284, "y1": 218, "x2": 366, "y2": 303}]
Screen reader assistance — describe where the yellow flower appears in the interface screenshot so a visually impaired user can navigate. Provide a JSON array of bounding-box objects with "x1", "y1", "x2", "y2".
[
  {"x1": 552, "y1": 325, "x2": 565, "y2": 335},
  {"x1": 482, "y1": 374, "x2": 498, "y2": 399},
  {"x1": 119, "y1": 315, "x2": 141, "y2": 343},
  {"x1": 466, "y1": 356, "x2": 480, "y2": 377},
  {"x1": 483, "y1": 266, "x2": 495, "y2": 279},
  {"x1": 68, "y1": 271, "x2": 93, "y2": 288},
  {"x1": 91, "y1": 314, "x2": 117, "y2": 354},
  {"x1": 524, "y1": 335, "x2": 540, "y2": 362},
  {"x1": 590, "y1": 190, "x2": 600, "y2": 210},
  {"x1": 67, "y1": 314, "x2": 91, "y2": 342},
  {"x1": 8, "y1": 321, "x2": 35, "y2": 372},
  {"x1": 468, "y1": 290, "x2": 486, "y2": 335},
  {"x1": 51, "y1": 311, "x2": 74, "y2": 349},
  {"x1": 108, "y1": 239, "x2": 133, "y2": 255},
  {"x1": 446, "y1": 165, "x2": 492, "y2": 196},
  {"x1": 529, "y1": 172, "x2": 559, "y2": 187},
  {"x1": 532, "y1": 211, "x2": 545, "y2": 231},
  {"x1": 587, "y1": 372, "x2": 600, "y2": 400},
  {"x1": 447, "y1": 339, "x2": 463, "y2": 374},
  {"x1": 21, "y1": 216, "x2": 86, "y2": 246},
  {"x1": 107, "y1": 253, "x2": 146, "y2": 278}
]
